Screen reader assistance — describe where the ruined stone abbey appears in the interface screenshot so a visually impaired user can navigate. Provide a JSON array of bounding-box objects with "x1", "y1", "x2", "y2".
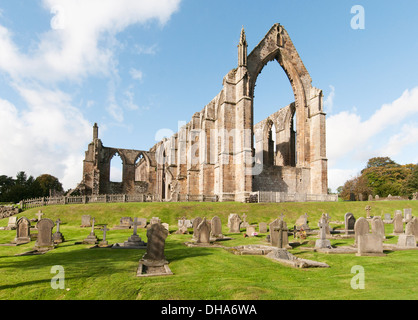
[{"x1": 73, "y1": 24, "x2": 331, "y2": 203}]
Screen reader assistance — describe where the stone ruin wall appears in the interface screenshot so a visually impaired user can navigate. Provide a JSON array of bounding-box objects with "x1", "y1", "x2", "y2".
[{"x1": 73, "y1": 24, "x2": 328, "y2": 202}]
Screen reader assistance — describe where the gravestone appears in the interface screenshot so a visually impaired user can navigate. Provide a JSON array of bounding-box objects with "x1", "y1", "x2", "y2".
[
  {"x1": 393, "y1": 211, "x2": 404, "y2": 235},
  {"x1": 136, "y1": 218, "x2": 147, "y2": 229},
  {"x1": 259, "y1": 222, "x2": 268, "y2": 233},
  {"x1": 365, "y1": 205, "x2": 372, "y2": 219},
  {"x1": 81, "y1": 215, "x2": 91, "y2": 228},
  {"x1": 6, "y1": 216, "x2": 17, "y2": 230},
  {"x1": 150, "y1": 217, "x2": 161, "y2": 225},
  {"x1": 383, "y1": 213, "x2": 392, "y2": 222},
  {"x1": 344, "y1": 212, "x2": 356, "y2": 235},
  {"x1": 241, "y1": 213, "x2": 249, "y2": 229},
  {"x1": 137, "y1": 222, "x2": 172, "y2": 277},
  {"x1": 403, "y1": 208, "x2": 412, "y2": 222},
  {"x1": 246, "y1": 225, "x2": 257, "y2": 237},
  {"x1": 113, "y1": 217, "x2": 133, "y2": 230},
  {"x1": 196, "y1": 218, "x2": 211, "y2": 244},
  {"x1": 36, "y1": 210, "x2": 44, "y2": 222},
  {"x1": 192, "y1": 217, "x2": 203, "y2": 240},
  {"x1": 354, "y1": 217, "x2": 369, "y2": 246},
  {"x1": 228, "y1": 214, "x2": 241, "y2": 233},
  {"x1": 356, "y1": 233, "x2": 385, "y2": 256},
  {"x1": 123, "y1": 218, "x2": 146, "y2": 247},
  {"x1": 82, "y1": 217, "x2": 99, "y2": 244},
  {"x1": 371, "y1": 216, "x2": 385, "y2": 240},
  {"x1": 315, "y1": 216, "x2": 331, "y2": 249},
  {"x1": 397, "y1": 219, "x2": 417, "y2": 248},
  {"x1": 411, "y1": 217, "x2": 418, "y2": 240},
  {"x1": 99, "y1": 225, "x2": 110, "y2": 247},
  {"x1": 13, "y1": 217, "x2": 31, "y2": 245},
  {"x1": 52, "y1": 218, "x2": 64, "y2": 244},
  {"x1": 175, "y1": 217, "x2": 190, "y2": 235},
  {"x1": 295, "y1": 213, "x2": 310, "y2": 231},
  {"x1": 34, "y1": 219, "x2": 55, "y2": 252},
  {"x1": 210, "y1": 216, "x2": 223, "y2": 238},
  {"x1": 270, "y1": 219, "x2": 289, "y2": 249}
]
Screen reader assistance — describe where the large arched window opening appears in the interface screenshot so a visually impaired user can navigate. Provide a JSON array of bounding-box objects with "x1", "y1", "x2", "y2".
[
  {"x1": 253, "y1": 60, "x2": 295, "y2": 167},
  {"x1": 110, "y1": 152, "x2": 123, "y2": 183},
  {"x1": 134, "y1": 153, "x2": 148, "y2": 182}
]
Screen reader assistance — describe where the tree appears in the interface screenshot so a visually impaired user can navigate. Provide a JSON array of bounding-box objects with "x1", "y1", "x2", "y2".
[{"x1": 35, "y1": 174, "x2": 64, "y2": 197}]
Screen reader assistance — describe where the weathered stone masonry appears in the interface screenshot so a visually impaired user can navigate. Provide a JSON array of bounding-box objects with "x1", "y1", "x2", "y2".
[{"x1": 74, "y1": 24, "x2": 328, "y2": 202}]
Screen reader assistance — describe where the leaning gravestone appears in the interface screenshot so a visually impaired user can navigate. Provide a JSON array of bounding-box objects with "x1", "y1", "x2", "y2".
[
  {"x1": 137, "y1": 222, "x2": 172, "y2": 277},
  {"x1": 34, "y1": 219, "x2": 55, "y2": 252},
  {"x1": 344, "y1": 212, "x2": 356, "y2": 235},
  {"x1": 371, "y1": 216, "x2": 385, "y2": 241},
  {"x1": 393, "y1": 211, "x2": 404, "y2": 235},
  {"x1": 13, "y1": 217, "x2": 31, "y2": 245},
  {"x1": 354, "y1": 217, "x2": 370, "y2": 246}
]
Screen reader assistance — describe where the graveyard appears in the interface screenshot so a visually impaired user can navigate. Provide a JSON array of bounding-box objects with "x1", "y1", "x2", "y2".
[{"x1": 0, "y1": 200, "x2": 417, "y2": 300}]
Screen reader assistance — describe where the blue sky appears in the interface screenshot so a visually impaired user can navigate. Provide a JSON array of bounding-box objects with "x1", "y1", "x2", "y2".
[{"x1": 1, "y1": 0, "x2": 418, "y2": 192}]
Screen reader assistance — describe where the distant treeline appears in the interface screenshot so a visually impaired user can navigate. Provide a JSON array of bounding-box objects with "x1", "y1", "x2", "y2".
[
  {"x1": 338, "y1": 157, "x2": 418, "y2": 201},
  {"x1": 0, "y1": 172, "x2": 63, "y2": 203}
]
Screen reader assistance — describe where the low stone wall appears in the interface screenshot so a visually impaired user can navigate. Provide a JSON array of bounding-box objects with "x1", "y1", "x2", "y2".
[{"x1": 0, "y1": 206, "x2": 22, "y2": 219}]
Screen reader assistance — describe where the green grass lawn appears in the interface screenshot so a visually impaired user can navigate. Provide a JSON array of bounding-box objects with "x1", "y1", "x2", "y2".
[{"x1": 0, "y1": 200, "x2": 417, "y2": 300}]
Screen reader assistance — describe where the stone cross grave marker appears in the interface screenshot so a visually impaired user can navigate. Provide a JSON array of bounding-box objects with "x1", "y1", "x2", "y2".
[
  {"x1": 36, "y1": 210, "x2": 44, "y2": 221},
  {"x1": 365, "y1": 205, "x2": 372, "y2": 219},
  {"x1": 100, "y1": 225, "x2": 109, "y2": 247},
  {"x1": 52, "y1": 218, "x2": 64, "y2": 244},
  {"x1": 315, "y1": 215, "x2": 331, "y2": 249}
]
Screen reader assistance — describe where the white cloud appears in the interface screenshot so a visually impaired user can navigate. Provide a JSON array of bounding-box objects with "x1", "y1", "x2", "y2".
[
  {"x1": 326, "y1": 86, "x2": 418, "y2": 191},
  {"x1": 130, "y1": 68, "x2": 144, "y2": 82},
  {"x1": 0, "y1": 0, "x2": 181, "y2": 190}
]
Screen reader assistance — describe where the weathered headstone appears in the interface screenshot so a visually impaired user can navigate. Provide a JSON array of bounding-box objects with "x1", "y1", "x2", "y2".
[
  {"x1": 6, "y1": 216, "x2": 17, "y2": 230},
  {"x1": 383, "y1": 213, "x2": 392, "y2": 222},
  {"x1": 354, "y1": 217, "x2": 369, "y2": 246},
  {"x1": 175, "y1": 217, "x2": 189, "y2": 235},
  {"x1": 210, "y1": 216, "x2": 223, "y2": 238},
  {"x1": 403, "y1": 208, "x2": 412, "y2": 222},
  {"x1": 192, "y1": 217, "x2": 203, "y2": 240},
  {"x1": 113, "y1": 217, "x2": 133, "y2": 230},
  {"x1": 241, "y1": 213, "x2": 249, "y2": 229},
  {"x1": 136, "y1": 218, "x2": 147, "y2": 229},
  {"x1": 344, "y1": 212, "x2": 356, "y2": 235},
  {"x1": 150, "y1": 217, "x2": 161, "y2": 225},
  {"x1": 397, "y1": 219, "x2": 417, "y2": 248},
  {"x1": 13, "y1": 217, "x2": 31, "y2": 245},
  {"x1": 228, "y1": 214, "x2": 241, "y2": 233},
  {"x1": 270, "y1": 219, "x2": 289, "y2": 249},
  {"x1": 259, "y1": 222, "x2": 268, "y2": 233},
  {"x1": 371, "y1": 216, "x2": 385, "y2": 240},
  {"x1": 81, "y1": 215, "x2": 91, "y2": 228},
  {"x1": 34, "y1": 219, "x2": 55, "y2": 252},
  {"x1": 246, "y1": 225, "x2": 257, "y2": 237},
  {"x1": 52, "y1": 218, "x2": 64, "y2": 244},
  {"x1": 393, "y1": 211, "x2": 404, "y2": 235},
  {"x1": 196, "y1": 218, "x2": 211, "y2": 244},
  {"x1": 137, "y1": 222, "x2": 172, "y2": 277},
  {"x1": 295, "y1": 213, "x2": 310, "y2": 231},
  {"x1": 357, "y1": 233, "x2": 385, "y2": 256}
]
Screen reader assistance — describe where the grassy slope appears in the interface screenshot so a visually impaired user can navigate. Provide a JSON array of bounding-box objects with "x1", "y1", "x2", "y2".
[{"x1": 0, "y1": 200, "x2": 417, "y2": 300}]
